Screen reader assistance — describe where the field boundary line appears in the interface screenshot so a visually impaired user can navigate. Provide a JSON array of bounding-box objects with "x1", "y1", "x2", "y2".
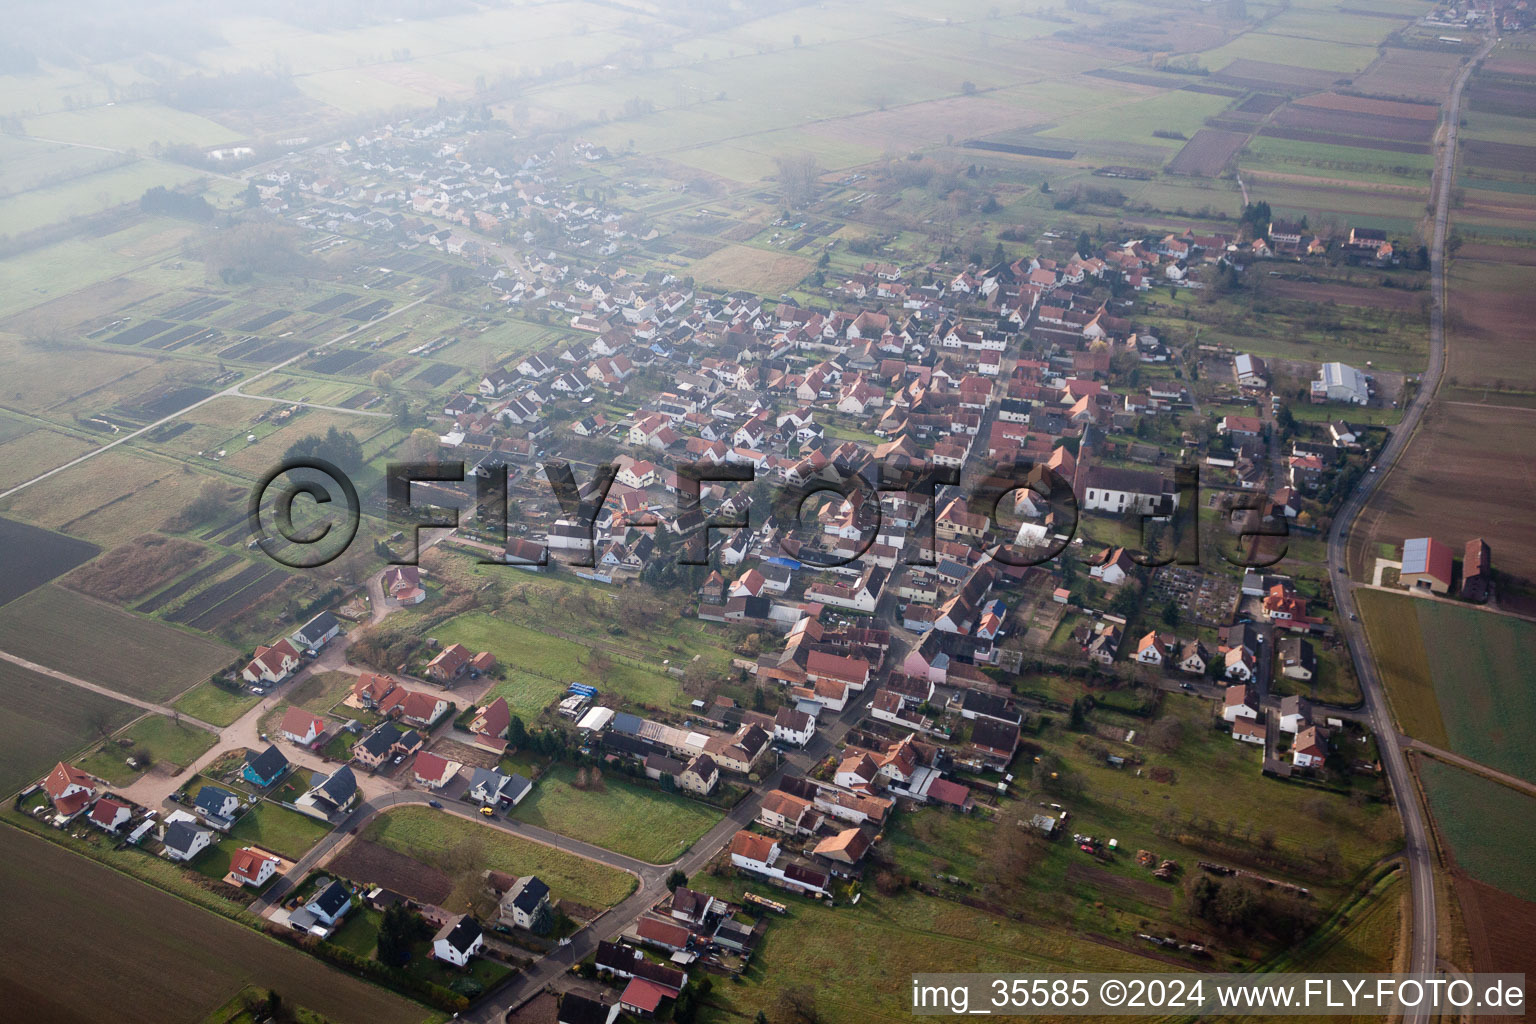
[
  {"x1": 0, "y1": 648, "x2": 218, "y2": 732},
  {"x1": 1403, "y1": 739, "x2": 1536, "y2": 800}
]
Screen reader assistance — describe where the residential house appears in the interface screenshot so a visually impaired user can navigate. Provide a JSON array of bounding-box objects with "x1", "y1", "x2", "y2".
[
  {"x1": 773, "y1": 706, "x2": 814, "y2": 747},
  {"x1": 291, "y1": 611, "x2": 342, "y2": 651},
  {"x1": 1222, "y1": 684, "x2": 1260, "y2": 723},
  {"x1": 559, "y1": 993, "x2": 621, "y2": 1024},
  {"x1": 1293, "y1": 725, "x2": 1327, "y2": 768},
  {"x1": 242, "y1": 745, "x2": 290, "y2": 787},
  {"x1": 88, "y1": 797, "x2": 131, "y2": 834},
  {"x1": 758, "y1": 790, "x2": 816, "y2": 835},
  {"x1": 1277, "y1": 636, "x2": 1315, "y2": 681},
  {"x1": 433, "y1": 915, "x2": 485, "y2": 967},
  {"x1": 162, "y1": 815, "x2": 212, "y2": 862},
  {"x1": 412, "y1": 751, "x2": 459, "y2": 790},
  {"x1": 42, "y1": 762, "x2": 96, "y2": 817},
  {"x1": 424, "y1": 642, "x2": 474, "y2": 681},
  {"x1": 242, "y1": 639, "x2": 302, "y2": 685},
  {"x1": 679, "y1": 755, "x2": 719, "y2": 796},
  {"x1": 813, "y1": 827, "x2": 872, "y2": 866},
  {"x1": 193, "y1": 785, "x2": 240, "y2": 824},
  {"x1": 498, "y1": 875, "x2": 553, "y2": 931},
  {"x1": 1278, "y1": 694, "x2": 1312, "y2": 734},
  {"x1": 306, "y1": 881, "x2": 352, "y2": 929},
  {"x1": 1090, "y1": 547, "x2": 1135, "y2": 586},
  {"x1": 279, "y1": 707, "x2": 326, "y2": 747},
  {"x1": 229, "y1": 847, "x2": 281, "y2": 888},
  {"x1": 1223, "y1": 645, "x2": 1256, "y2": 682},
  {"x1": 1233, "y1": 717, "x2": 1267, "y2": 745}
]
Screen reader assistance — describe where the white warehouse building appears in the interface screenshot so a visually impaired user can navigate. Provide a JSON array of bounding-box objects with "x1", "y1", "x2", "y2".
[{"x1": 1312, "y1": 362, "x2": 1370, "y2": 405}]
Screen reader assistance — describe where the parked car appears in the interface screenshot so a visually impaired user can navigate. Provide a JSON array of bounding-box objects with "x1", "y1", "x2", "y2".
[{"x1": 428, "y1": 800, "x2": 443, "y2": 809}]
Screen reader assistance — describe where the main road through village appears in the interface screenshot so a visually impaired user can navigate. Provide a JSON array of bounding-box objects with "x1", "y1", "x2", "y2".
[{"x1": 1323, "y1": 31, "x2": 1498, "y2": 1022}]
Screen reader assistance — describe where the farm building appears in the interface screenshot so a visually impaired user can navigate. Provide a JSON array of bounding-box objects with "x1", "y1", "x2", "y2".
[
  {"x1": 1462, "y1": 538, "x2": 1491, "y2": 603},
  {"x1": 1311, "y1": 362, "x2": 1370, "y2": 405},
  {"x1": 1401, "y1": 537, "x2": 1453, "y2": 595}
]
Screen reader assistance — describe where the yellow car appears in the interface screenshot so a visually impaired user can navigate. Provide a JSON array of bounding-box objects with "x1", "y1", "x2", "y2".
[{"x1": 480, "y1": 806, "x2": 495, "y2": 817}]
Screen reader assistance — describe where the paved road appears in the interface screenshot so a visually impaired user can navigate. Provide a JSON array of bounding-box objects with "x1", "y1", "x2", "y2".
[{"x1": 1324, "y1": 31, "x2": 1497, "y2": 1015}]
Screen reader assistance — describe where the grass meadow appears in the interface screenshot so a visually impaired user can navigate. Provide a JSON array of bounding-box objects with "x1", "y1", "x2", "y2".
[
  {"x1": 511, "y1": 764, "x2": 722, "y2": 863},
  {"x1": 362, "y1": 805, "x2": 636, "y2": 908}
]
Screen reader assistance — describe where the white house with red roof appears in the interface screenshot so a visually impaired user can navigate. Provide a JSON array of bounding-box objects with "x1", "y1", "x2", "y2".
[
  {"x1": 88, "y1": 796, "x2": 132, "y2": 833},
  {"x1": 242, "y1": 639, "x2": 301, "y2": 685},
  {"x1": 805, "y1": 650, "x2": 870, "y2": 692},
  {"x1": 278, "y1": 707, "x2": 326, "y2": 746},
  {"x1": 42, "y1": 762, "x2": 96, "y2": 818},
  {"x1": 228, "y1": 847, "x2": 281, "y2": 887},
  {"x1": 412, "y1": 751, "x2": 461, "y2": 789}
]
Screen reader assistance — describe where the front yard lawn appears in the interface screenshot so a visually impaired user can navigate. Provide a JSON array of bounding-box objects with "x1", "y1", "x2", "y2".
[{"x1": 229, "y1": 800, "x2": 333, "y2": 859}]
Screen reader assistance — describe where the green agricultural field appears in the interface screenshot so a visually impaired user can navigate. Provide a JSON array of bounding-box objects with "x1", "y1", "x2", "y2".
[
  {"x1": 1354, "y1": 589, "x2": 1447, "y2": 746},
  {"x1": 173, "y1": 681, "x2": 261, "y2": 728},
  {"x1": 1419, "y1": 759, "x2": 1536, "y2": 901},
  {"x1": 0, "y1": 827, "x2": 441, "y2": 1024},
  {"x1": 0, "y1": 659, "x2": 139, "y2": 795},
  {"x1": 0, "y1": 585, "x2": 236, "y2": 703},
  {"x1": 362, "y1": 805, "x2": 636, "y2": 908},
  {"x1": 0, "y1": 159, "x2": 207, "y2": 237},
  {"x1": 0, "y1": 447, "x2": 223, "y2": 549},
  {"x1": 511, "y1": 765, "x2": 722, "y2": 863},
  {"x1": 1200, "y1": 33, "x2": 1382, "y2": 73},
  {"x1": 1415, "y1": 602, "x2": 1536, "y2": 784}
]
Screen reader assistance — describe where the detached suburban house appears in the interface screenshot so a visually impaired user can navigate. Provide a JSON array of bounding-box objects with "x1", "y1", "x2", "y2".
[
  {"x1": 228, "y1": 847, "x2": 281, "y2": 888},
  {"x1": 88, "y1": 797, "x2": 131, "y2": 834},
  {"x1": 242, "y1": 639, "x2": 302, "y2": 686},
  {"x1": 432, "y1": 914, "x2": 485, "y2": 966},
  {"x1": 161, "y1": 813, "x2": 212, "y2": 862},
  {"x1": 42, "y1": 761, "x2": 97, "y2": 818},
  {"x1": 279, "y1": 708, "x2": 326, "y2": 747},
  {"x1": 243, "y1": 744, "x2": 290, "y2": 787},
  {"x1": 290, "y1": 611, "x2": 342, "y2": 651},
  {"x1": 497, "y1": 875, "x2": 553, "y2": 932}
]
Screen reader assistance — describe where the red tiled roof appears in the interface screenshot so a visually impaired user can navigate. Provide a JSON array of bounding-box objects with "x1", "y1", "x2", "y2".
[
  {"x1": 926, "y1": 778, "x2": 971, "y2": 808},
  {"x1": 413, "y1": 751, "x2": 453, "y2": 783},
  {"x1": 636, "y1": 916, "x2": 692, "y2": 949},
  {"x1": 805, "y1": 650, "x2": 868, "y2": 685},
  {"x1": 89, "y1": 797, "x2": 129, "y2": 828},
  {"x1": 229, "y1": 847, "x2": 277, "y2": 882},
  {"x1": 43, "y1": 761, "x2": 94, "y2": 801},
  {"x1": 621, "y1": 977, "x2": 672, "y2": 1013},
  {"x1": 279, "y1": 707, "x2": 325, "y2": 741},
  {"x1": 729, "y1": 830, "x2": 777, "y2": 863}
]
